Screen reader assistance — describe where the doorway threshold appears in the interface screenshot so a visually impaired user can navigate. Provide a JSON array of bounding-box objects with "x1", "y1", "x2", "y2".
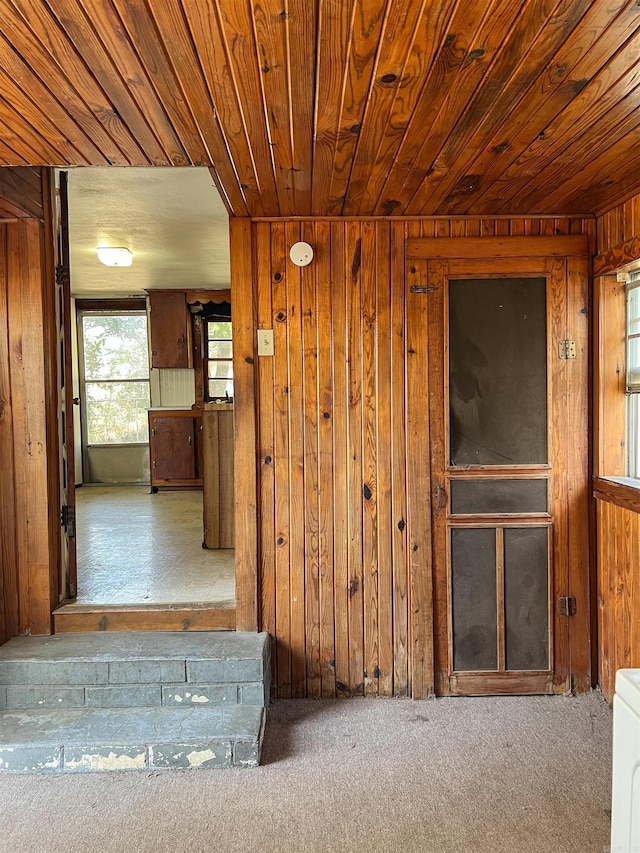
[{"x1": 53, "y1": 602, "x2": 236, "y2": 633}]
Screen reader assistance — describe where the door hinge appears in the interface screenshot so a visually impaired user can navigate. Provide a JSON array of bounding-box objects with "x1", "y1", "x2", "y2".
[
  {"x1": 60, "y1": 505, "x2": 76, "y2": 538},
  {"x1": 55, "y1": 263, "x2": 69, "y2": 286},
  {"x1": 410, "y1": 285, "x2": 436, "y2": 294},
  {"x1": 558, "y1": 340, "x2": 576, "y2": 359},
  {"x1": 559, "y1": 595, "x2": 577, "y2": 617}
]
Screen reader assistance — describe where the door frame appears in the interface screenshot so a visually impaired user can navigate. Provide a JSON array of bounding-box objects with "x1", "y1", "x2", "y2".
[{"x1": 406, "y1": 236, "x2": 591, "y2": 697}]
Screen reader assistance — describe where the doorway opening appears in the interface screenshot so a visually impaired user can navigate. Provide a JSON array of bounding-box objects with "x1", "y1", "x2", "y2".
[{"x1": 56, "y1": 166, "x2": 235, "y2": 616}]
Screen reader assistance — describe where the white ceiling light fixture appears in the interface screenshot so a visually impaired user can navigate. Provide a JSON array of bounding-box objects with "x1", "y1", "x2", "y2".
[
  {"x1": 289, "y1": 241, "x2": 314, "y2": 267},
  {"x1": 97, "y1": 246, "x2": 134, "y2": 267}
]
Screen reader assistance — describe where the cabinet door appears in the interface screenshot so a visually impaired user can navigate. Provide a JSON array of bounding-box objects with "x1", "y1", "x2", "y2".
[
  {"x1": 148, "y1": 292, "x2": 192, "y2": 368},
  {"x1": 151, "y1": 415, "x2": 197, "y2": 481}
]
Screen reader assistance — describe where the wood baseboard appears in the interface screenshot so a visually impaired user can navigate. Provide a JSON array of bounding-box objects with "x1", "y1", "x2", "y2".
[{"x1": 53, "y1": 602, "x2": 236, "y2": 633}]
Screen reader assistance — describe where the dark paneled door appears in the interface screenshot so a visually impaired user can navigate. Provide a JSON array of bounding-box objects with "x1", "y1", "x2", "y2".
[{"x1": 428, "y1": 257, "x2": 571, "y2": 696}]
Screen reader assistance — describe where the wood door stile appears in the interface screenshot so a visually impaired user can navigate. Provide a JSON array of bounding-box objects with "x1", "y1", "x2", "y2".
[
  {"x1": 548, "y1": 256, "x2": 570, "y2": 692},
  {"x1": 566, "y1": 253, "x2": 591, "y2": 691},
  {"x1": 424, "y1": 257, "x2": 447, "y2": 696},
  {"x1": 496, "y1": 527, "x2": 506, "y2": 672}
]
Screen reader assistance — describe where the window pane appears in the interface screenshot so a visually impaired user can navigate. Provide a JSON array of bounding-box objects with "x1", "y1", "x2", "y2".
[
  {"x1": 627, "y1": 392, "x2": 640, "y2": 478},
  {"x1": 504, "y1": 527, "x2": 549, "y2": 671},
  {"x1": 208, "y1": 360, "x2": 233, "y2": 379},
  {"x1": 82, "y1": 314, "x2": 149, "y2": 380},
  {"x1": 449, "y1": 278, "x2": 547, "y2": 466},
  {"x1": 451, "y1": 527, "x2": 497, "y2": 671},
  {"x1": 208, "y1": 339, "x2": 232, "y2": 358},
  {"x1": 207, "y1": 321, "x2": 232, "y2": 340},
  {"x1": 450, "y1": 479, "x2": 548, "y2": 514},
  {"x1": 85, "y1": 381, "x2": 150, "y2": 444},
  {"x1": 628, "y1": 335, "x2": 640, "y2": 388},
  {"x1": 208, "y1": 379, "x2": 233, "y2": 399}
]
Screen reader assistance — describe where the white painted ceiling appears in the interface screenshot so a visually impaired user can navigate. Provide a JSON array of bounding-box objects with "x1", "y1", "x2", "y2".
[{"x1": 64, "y1": 167, "x2": 230, "y2": 297}]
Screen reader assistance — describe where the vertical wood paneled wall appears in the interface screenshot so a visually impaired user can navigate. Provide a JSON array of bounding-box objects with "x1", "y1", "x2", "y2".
[
  {"x1": 244, "y1": 215, "x2": 595, "y2": 698},
  {"x1": 597, "y1": 194, "x2": 640, "y2": 256},
  {"x1": 0, "y1": 168, "x2": 58, "y2": 645},
  {"x1": 595, "y1": 190, "x2": 640, "y2": 701},
  {"x1": 596, "y1": 499, "x2": 640, "y2": 702}
]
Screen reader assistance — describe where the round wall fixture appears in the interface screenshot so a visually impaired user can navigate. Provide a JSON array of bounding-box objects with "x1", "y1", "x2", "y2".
[{"x1": 289, "y1": 241, "x2": 314, "y2": 267}]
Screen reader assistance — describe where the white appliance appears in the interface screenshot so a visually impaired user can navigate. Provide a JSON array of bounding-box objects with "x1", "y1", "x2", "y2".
[{"x1": 611, "y1": 669, "x2": 640, "y2": 852}]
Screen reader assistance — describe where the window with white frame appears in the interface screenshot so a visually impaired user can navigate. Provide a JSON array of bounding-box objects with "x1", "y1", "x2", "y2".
[
  {"x1": 79, "y1": 310, "x2": 150, "y2": 445},
  {"x1": 202, "y1": 301, "x2": 233, "y2": 402}
]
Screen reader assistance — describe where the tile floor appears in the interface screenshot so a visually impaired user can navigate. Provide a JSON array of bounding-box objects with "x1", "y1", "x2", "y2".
[{"x1": 75, "y1": 485, "x2": 235, "y2": 605}]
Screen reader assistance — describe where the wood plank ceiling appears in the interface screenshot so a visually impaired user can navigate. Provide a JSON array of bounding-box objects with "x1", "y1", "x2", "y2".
[{"x1": 0, "y1": 0, "x2": 639, "y2": 217}]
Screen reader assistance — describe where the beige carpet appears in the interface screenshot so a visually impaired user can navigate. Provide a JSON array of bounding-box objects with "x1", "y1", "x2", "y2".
[{"x1": 1, "y1": 692, "x2": 612, "y2": 853}]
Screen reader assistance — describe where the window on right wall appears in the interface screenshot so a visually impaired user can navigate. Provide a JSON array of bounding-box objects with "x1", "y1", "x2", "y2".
[
  {"x1": 203, "y1": 300, "x2": 233, "y2": 403},
  {"x1": 626, "y1": 272, "x2": 640, "y2": 477}
]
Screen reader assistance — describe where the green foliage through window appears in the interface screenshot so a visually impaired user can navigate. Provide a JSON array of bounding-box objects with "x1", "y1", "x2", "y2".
[{"x1": 81, "y1": 313, "x2": 150, "y2": 445}]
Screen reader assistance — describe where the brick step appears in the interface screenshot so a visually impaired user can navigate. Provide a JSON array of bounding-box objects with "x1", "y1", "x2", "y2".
[
  {"x1": 0, "y1": 705, "x2": 265, "y2": 772},
  {"x1": 0, "y1": 681, "x2": 265, "y2": 710},
  {"x1": 0, "y1": 631, "x2": 270, "y2": 710}
]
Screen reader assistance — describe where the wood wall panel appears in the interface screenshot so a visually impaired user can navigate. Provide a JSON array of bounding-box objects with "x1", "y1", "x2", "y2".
[
  {"x1": 597, "y1": 192, "x2": 640, "y2": 258},
  {"x1": 0, "y1": 166, "x2": 58, "y2": 645},
  {"x1": 230, "y1": 218, "x2": 258, "y2": 632},
  {"x1": 0, "y1": 209, "x2": 58, "y2": 643},
  {"x1": 596, "y1": 500, "x2": 640, "y2": 702},
  {"x1": 248, "y1": 215, "x2": 593, "y2": 698}
]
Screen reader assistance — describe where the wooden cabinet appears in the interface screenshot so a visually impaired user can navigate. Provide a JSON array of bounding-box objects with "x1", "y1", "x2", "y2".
[
  {"x1": 149, "y1": 409, "x2": 202, "y2": 490},
  {"x1": 147, "y1": 291, "x2": 192, "y2": 369}
]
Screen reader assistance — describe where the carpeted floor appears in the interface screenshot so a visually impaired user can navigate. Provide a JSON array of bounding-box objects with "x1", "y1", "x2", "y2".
[{"x1": 1, "y1": 692, "x2": 613, "y2": 853}]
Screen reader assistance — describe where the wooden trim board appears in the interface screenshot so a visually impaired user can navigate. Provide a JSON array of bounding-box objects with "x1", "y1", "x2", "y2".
[
  {"x1": 53, "y1": 603, "x2": 236, "y2": 633},
  {"x1": 407, "y1": 235, "x2": 589, "y2": 259}
]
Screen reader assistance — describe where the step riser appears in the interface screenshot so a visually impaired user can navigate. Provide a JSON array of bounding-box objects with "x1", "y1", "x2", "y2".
[
  {"x1": 0, "y1": 681, "x2": 266, "y2": 711},
  {"x1": 0, "y1": 658, "x2": 266, "y2": 685},
  {"x1": 0, "y1": 706, "x2": 265, "y2": 773},
  {"x1": 0, "y1": 738, "x2": 262, "y2": 773}
]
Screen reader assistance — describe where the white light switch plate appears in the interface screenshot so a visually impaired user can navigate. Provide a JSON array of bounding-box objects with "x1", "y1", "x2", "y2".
[{"x1": 257, "y1": 329, "x2": 275, "y2": 356}]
